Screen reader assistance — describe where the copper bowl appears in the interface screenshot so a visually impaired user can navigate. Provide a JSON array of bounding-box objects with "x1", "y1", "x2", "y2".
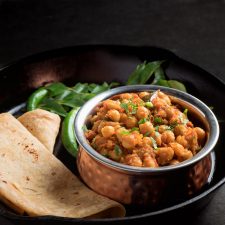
[{"x1": 74, "y1": 85, "x2": 219, "y2": 206}]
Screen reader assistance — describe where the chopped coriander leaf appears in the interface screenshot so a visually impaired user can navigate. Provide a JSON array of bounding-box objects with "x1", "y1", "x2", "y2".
[
  {"x1": 114, "y1": 145, "x2": 122, "y2": 156},
  {"x1": 183, "y1": 108, "x2": 188, "y2": 116},
  {"x1": 155, "y1": 125, "x2": 159, "y2": 131},
  {"x1": 120, "y1": 103, "x2": 129, "y2": 113},
  {"x1": 138, "y1": 118, "x2": 148, "y2": 124},
  {"x1": 170, "y1": 121, "x2": 178, "y2": 129},
  {"x1": 178, "y1": 114, "x2": 189, "y2": 125},
  {"x1": 144, "y1": 132, "x2": 150, "y2": 137},
  {"x1": 131, "y1": 127, "x2": 139, "y2": 132},
  {"x1": 154, "y1": 117, "x2": 162, "y2": 124},
  {"x1": 120, "y1": 130, "x2": 130, "y2": 135},
  {"x1": 129, "y1": 102, "x2": 138, "y2": 114},
  {"x1": 150, "y1": 137, "x2": 158, "y2": 149},
  {"x1": 145, "y1": 101, "x2": 153, "y2": 108}
]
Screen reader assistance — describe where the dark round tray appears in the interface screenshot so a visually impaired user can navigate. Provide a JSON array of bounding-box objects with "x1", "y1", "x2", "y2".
[{"x1": 0, "y1": 45, "x2": 225, "y2": 225}]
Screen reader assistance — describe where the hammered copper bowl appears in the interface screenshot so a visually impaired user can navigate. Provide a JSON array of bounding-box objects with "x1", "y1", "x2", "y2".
[{"x1": 74, "y1": 85, "x2": 219, "y2": 206}]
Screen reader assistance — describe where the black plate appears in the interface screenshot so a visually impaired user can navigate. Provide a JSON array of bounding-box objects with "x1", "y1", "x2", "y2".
[{"x1": 0, "y1": 45, "x2": 225, "y2": 225}]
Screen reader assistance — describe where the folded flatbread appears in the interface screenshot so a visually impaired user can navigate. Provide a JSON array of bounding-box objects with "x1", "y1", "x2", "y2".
[
  {"x1": 18, "y1": 109, "x2": 60, "y2": 153},
  {"x1": 0, "y1": 113, "x2": 125, "y2": 218}
]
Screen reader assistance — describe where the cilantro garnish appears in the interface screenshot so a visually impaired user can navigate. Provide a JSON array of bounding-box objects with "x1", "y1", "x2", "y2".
[
  {"x1": 154, "y1": 117, "x2": 162, "y2": 124},
  {"x1": 131, "y1": 127, "x2": 139, "y2": 132},
  {"x1": 114, "y1": 145, "x2": 122, "y2": 156},
  {"x1": 183, "y1": 108, "x2": 188, "y2": 116},
  {"x1": 150, "y1": 137, "x2": 158, "y2": 149},
  {"x1": 138, "y1": 118, "x2": 148, "y2": 124},
  {"x1": 120, "y1": 102, "x2": 129, "y2": 113}
]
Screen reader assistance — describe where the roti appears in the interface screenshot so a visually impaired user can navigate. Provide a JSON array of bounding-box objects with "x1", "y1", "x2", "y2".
[
  {"x1": 0, "y1": 113, "x2": 125, "y2": 218},
  {"x1": 18, "y1": 109, "x2": 61, "y2": 153}
]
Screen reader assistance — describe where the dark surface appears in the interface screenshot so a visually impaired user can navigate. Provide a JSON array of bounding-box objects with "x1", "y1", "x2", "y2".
[
  {"x1": 0, "y1": 46, "x2": 225, "y2": 225},
  {"x1": 0, "y1": 1, "x2": 225, "y2": 225}
]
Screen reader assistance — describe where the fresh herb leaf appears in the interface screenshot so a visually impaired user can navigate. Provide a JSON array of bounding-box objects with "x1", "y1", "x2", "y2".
[
  {"x1": 145, "y1": 101, "x2": 153, "y2": 108},
  {"x1": 131, "y1": 127, "x2": 139, "y2": 132},
  {"x1": 129, "y1": 102, "x2": 138, "y2": 114},
  {"x1": 154, "y1": 117, "x2": 162, "y2": 124},
  {"x1": 183, "y1": 108, "x2": 188, "y2": 116},
  {"x1": 127, "y1": 60, "x2": 165, "y2": 85},
  {"x1": 40, "y1": 98, "x2": 67, "y2": 117},
  {"x1": 155, "y1": 125, "x2": 159, "y2": 131},
  {"x1": 154, "y1": 79, "x2": 170, "y2": 87},
  {"x1": 152, "y1": 67, "x2": 166, "y2": 84},
  {"x1": 90, "y1": 82, "x2": 109, "y2": 94},
  {"x1": 150, "y1": 137, "x2": 158, "y2": 149},
  {"x1": 114, "y1": 145, "x2": 122, "y2": 156},
  {"x1": 138, "y1": 118, "x2": 148, "y2": 124},
  {"x1": 109, "y1": 82, "x2": 120, "y2": 88},
  {"x1": 46, "y1": 82, "x2": 68, "y2": 97},
  {"x1": 120, "y1": 130, "x2": 130, "y2": 135},
  {"x1": 167, "y1": 80, "x2": 187, "y2": 92},
  {"x1": 170, "y1": 121, "x2": 178, "y2": 129},
  {"x1": 144, "y1": 132, "x2": 150, "y2": 137},
  {"x1": 120, "y1": 103, "x2": 129, "y2": 113},
  {"x1": 72, "y1": 83, "x2": 89, "y2": 93}
]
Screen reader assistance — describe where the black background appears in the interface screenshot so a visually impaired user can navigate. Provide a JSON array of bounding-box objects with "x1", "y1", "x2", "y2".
[{"x1": 0, "y1": 0, "x2": 225, "y2": 224}]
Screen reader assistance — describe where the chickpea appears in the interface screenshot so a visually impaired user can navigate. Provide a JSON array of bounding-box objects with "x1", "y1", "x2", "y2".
[
  {"x1": 115, "y1": 127, "x2": 127, "y2": 142},
  {"x1": 93, "y1": 135, "x2": 107, "y2": 147},
  {"x1": 161, "y1": 130, "x2": 175, "y2": 144},
  {"x1": 91, "y1": 120, "x2": 101, "y2": 132},
  {"x1": 103, "y1": 99, "x2": 121, "y2": 111},
  {"x1": 169, "y1": 142, "x2": 193, "y2": 161},
  {"x1": 169, "y1": 159, "x2": 180, "y2": 165},
  {"x1": 184, "y1": 128, "x2": 198, "y2": 150},
  {"x1": 101, "y1": 126, "x2": 115, "y2": 138},
  {"x1": 142, "y1": 137, "x2": 152, "y2": 146},
  {"x1": 120, "y1": 93, "x2": 133, "y2": 99},
  {"x1": 125, "y1": 153, "x2": 142, "y2": 167},
  {"x1": 151, "y1": 132, "x2": 162, "y2": 146},
  {"x1": 121, "y1": 134, "x2": 137, "y2": 149},
  {"x1": 158, "y1": 91, "x2": 171, "y2": 105},
  {"x1": 158, "y1": 125, "x2": 170, "y2": 133},
  {"x1": 98, "y1": 121, "x2": 120, "y2": 133},
  {"x1": 85, "y1": 130, "x2": 96, "y2": 141},
  {"x1": 143, "y1": 153, "x2": 158, "y2": 167},
  {"x1": 194, "y1": 127, "x2": 206, "y2": 143},
  {"x1": 139, "y1": 121, "x2": 154, "y2": 135},
  {"x1": 139, "y1": 92, "x2": 151, "y2": 101},
  {"x1": 176, "y1": 135, "x2": 188, "y2": 148},
  {"x1": 107, "y1": 109, "x2": 121, "y2": 122},
  {"x1": 151, "y1": 98, "x2": 165, "y2": 109},
  {"x1": 108, "y1": 149, "x2": 122, "y2": 161},
  {"x1": 120, "y1": 113, "x2": 128, "y2": 123},
  {"x1": 156, "y1": 109, "x2": 167, "y2": 118},
  {"x1": 156, "y1": 147, "x2": 174, "y2": 165},
  {"x1": 136, "y1": 106, "x2": 150, "y2": 119},
  {"x1": 125, "y1": 116, "x2": 138, "y2": 128},
  {"x1": 164, "y1": 107, "x2": 175, "y2": 119},
  {"x1": 174, "y1": 124, "x2": 188, "y2": 136}
]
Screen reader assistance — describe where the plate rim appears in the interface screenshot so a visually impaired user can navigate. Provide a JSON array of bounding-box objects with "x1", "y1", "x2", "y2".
[{"x1": 0, "y1": 44, "x2": 225, "y2": 222}]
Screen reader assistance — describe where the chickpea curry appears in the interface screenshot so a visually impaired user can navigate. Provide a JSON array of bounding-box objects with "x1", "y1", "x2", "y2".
[{"x1": 85, "y1": 90, "x2": 206, "y2": 167}]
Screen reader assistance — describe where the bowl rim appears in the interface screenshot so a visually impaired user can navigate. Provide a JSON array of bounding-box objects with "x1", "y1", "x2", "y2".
[{"x1": 74, "y1": 85, "x2": 219, "y2": 174}]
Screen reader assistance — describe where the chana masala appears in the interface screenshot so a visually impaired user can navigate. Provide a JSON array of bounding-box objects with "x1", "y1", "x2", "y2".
[{"x1": 85, "y1": 90, "x2": 206, "y2": 167}]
